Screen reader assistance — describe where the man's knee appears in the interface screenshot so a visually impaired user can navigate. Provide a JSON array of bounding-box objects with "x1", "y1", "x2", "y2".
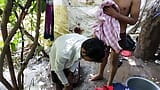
[
  {"x1": 110, "y1": 52, "x2": 119, "y2": 66},
  {"x1": 111, "y1": 59, "x2": 119, "y2": 66}
]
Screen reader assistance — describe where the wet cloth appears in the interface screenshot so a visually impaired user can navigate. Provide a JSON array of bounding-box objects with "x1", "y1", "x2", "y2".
[
  {"x1": 49, "y1": 33, "x2": 87, "y2": 85},
  {"x1": 119, "y1": 33, "x2": 127, "y2": 49},
  {"x1": 95, "y1": 85, "x2": 114, "y2": 90},
  {"x1": 113, "y1": 83, "x2": 131, "y2": 90},
  {"x1": 95, "y1": 83, "x2": 131, "y2": 90},
  {"x1": 93, "y1": 0, "x2": 122, "y2": 53},
  {"x1": 119, "y1": 33, "x2": 136, "y2": 51}
]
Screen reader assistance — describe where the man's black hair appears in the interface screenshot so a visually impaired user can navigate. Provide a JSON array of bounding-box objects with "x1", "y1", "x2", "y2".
[{"x1": 81, "y1": 38, "x2": 106, "y2": 63}]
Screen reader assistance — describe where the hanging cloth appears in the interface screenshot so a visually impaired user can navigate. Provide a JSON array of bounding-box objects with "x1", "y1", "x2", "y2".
[{"x1": 44, "y1": 0, "x2": 54, "y2": 41}]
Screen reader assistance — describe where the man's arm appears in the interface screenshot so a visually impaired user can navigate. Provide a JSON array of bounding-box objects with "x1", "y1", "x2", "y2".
[
  {"x1": 117, "y1": 0, "x2": 141, "y2": 25},
  {"x1": 54, "y1": 56, "x2": 75, "y2": 90},
  {"x1": 55, "y1": 71, "x2": 73, "y2": 90},
  {"x1": 55, "y1": 71, "x2": 69, "y2": 85},
  {"x1": 104, "y1": 0, "x2": 141, "y2": 25},
  {"x1": 54, "y1": 58, "x2": 69, "y2": 85}
]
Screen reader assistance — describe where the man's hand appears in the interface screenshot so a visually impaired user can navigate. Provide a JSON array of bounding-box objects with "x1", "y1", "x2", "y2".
[
  {"x1": 63, "y1": 71, "x2": 74, "y2": 90},
  {"x1": 103, "y1": 6, "x2": 120, "y2": 18},
  {"x1": 63, "y1": 84, "x2": 72, "y2": 90}
]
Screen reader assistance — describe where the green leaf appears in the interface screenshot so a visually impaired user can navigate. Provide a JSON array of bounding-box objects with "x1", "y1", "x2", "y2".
[
  {"x1": 10, "y1": 42, "x2": 17, "y2": 51},
  {"x1": 0, "y1": 0, "x2": 5, "y2": 7},
  {"x1": 0, "y1": 41, "x2": 4, "y2": 48},
  {"x1": 41, "y1": 0, "x2": 46, "y2": 13}
]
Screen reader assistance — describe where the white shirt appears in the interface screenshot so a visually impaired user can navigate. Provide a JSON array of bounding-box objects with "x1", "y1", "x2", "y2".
[{"x1": 49, "y1": 33, "x2": 87, "y2": 85}]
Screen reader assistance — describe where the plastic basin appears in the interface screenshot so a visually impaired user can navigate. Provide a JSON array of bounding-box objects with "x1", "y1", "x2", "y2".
[{"x1": 126, "y1": 77, "x2": 160, "y2": 90}]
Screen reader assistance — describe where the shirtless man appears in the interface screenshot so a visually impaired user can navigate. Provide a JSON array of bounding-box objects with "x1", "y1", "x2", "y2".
[{"x1": 90, "y1": 0, "x2": 141, "y2": 85}]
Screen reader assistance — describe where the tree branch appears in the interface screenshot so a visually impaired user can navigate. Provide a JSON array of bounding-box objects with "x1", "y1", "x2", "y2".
[
  {"x1": 17, "y1": 0, "x2": 41, "y2": 89},
  {"x1": 0, "y1": 76, "x2": 13, "y2": 90},
  {"x1": 0, "y1": 0, "x2": 18, "y2": 89},
  {"x1": 24, "y1": 30, "x2": 49, "y2": 57},
  {"x1": 0, "y1": 0, "x2": 33, "y2": 89}
]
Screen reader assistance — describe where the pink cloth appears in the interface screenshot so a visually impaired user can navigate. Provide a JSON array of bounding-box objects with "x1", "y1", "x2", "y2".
[
  {"x1": 95, "y1": 85, "x2": 114, "y2": 90},
  {"x1": 93, "y1": 0, "x2": 122, "y2": 53}
]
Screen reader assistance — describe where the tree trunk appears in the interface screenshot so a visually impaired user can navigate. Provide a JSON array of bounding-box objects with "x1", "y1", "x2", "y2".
[
  {"x1": 0, "y1": 0, "x2": 18, "y2": 89},
  {"x1": 0, "y1": 0, "x2": 33, "y2": 89},
  {"x1": 17, "y1": 0, "x2": 41, "y2": 89},
  {"x1": 134, "y1": 16, "x2": 160, "y2": 60}
]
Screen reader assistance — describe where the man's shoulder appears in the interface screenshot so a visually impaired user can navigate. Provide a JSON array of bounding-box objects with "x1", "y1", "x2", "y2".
[
  {"x1": 65, "y1": 33, "x2": 84, "y2": 37},
  {"x1": 60, "y1": 33, "x2": 87, "y2": 39},
  {"x1": 54, "y1": 33, "x2": 87, "y2": 45},
  {"x1": 132, "y1": 0, "x2": 141, "y2": 4}
]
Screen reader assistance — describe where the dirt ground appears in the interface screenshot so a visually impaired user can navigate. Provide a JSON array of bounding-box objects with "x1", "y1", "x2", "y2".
[
  {"x1": 1, "y1": 55, "x2": 159, "y2": 90},
  {"x1": 48, "y1": 56, "x2": 160, "y2": 90},
  {"x1": 73, "y1": 56, "x2": 160, "y2": 90}
]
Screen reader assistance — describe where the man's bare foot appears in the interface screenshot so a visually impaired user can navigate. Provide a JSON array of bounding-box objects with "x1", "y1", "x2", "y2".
[{"x1": 89, "y1": 74, "x2": 103, "y2": 81}]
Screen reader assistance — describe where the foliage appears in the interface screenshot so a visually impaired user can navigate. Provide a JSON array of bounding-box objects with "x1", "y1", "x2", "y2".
[
  {"x1": 0, "y1": 0, "x2": 47, "y2": 52},
  {"x1": 0, "y1": 0, "x2": 5, "y2": 8},
  {"x1": 0, "y1": 0, "x2": 45, "y2": 89},
  {"x1": 11, "y1": 31, "x2": 22, "y2": 52},
  {"x1": 0, "y1": 41, "x2": 3, "y2": 53},
  {"x1": 0, "y1": 0, "x2": 50, "y2": 88}
]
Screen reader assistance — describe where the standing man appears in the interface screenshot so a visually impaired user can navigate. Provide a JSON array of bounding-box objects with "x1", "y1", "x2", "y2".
[{"x1": 90, "y1": 0, "x2": 141, "y2": 85}]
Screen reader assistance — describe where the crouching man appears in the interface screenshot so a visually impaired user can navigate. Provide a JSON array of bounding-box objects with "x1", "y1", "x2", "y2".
[{"x1": 49, "y1": 33, "x2": 107, "y2": 90}]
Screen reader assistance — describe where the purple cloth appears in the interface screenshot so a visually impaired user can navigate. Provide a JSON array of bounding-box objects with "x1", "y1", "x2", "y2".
[{"x1": 44, "y1": 0, "x2": 54, "y2": 40}]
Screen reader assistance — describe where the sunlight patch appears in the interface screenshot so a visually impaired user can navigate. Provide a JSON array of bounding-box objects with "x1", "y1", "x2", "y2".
[{"x1": 123, "y1": 57, "x2": 137, "y2": 66}]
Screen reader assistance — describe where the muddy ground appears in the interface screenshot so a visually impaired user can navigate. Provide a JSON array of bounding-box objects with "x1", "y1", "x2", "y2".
[
  {"x1": 73, "y1": 56, "x2": 160, "y2": 90},
  {"x1": 37, "y1": 56, "x2": 160, "y2": 90},
  {"x1": 1, "y1": 56, "x2": 160, "y2": 90}
]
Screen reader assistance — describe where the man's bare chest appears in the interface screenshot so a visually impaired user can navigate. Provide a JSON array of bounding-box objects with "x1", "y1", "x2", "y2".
[{"x1": 114, "y1": 0, "x2": 132, "y2": 15}]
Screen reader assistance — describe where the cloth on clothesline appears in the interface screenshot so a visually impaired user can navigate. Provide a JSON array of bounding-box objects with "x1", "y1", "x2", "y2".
[
  {"x1": 54, "y1": 0, "x2": 70, "y2": 38},
  {"x1": 93, "y1": 0, "x2": 122, "y2": 53},
  {"x1": 44, "y1": 0, "x2": 54, "y2": 41}
]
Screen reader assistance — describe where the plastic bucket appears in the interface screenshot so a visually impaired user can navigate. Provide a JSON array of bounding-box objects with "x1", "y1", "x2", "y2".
[{"x1": 126, "y1": 77, "x2": 160, "y2": 90}]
